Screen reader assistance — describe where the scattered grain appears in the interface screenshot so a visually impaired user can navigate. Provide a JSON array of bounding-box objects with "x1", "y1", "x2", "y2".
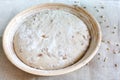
[
  {"x1": 98, "y1": 57, "x2": 100, "y2": 60},
  {"x1": 98, "y1": 53, "x2": 100, "y2": 55},
  {"x1": 86, "y1": 63, "x2": 88, "y2": 66},
  {"x1": 94, "y1": 6, "x2": 96, "y2": 8},
  {"x1": 59, "y1": 32, "x2": 61, "y2": 34},
  {"x1": 38, "y1": 54, "x2": 43, "y2": 57},
  {"x1": 101, "y1": 6, "x2": 104, "y2": 9},
  {"x1": 112, "y1": 31, "x2": 115, "y2": 34},
  {"x1": 63, "y1": 54, "x2": 67, "y2": 60},
  {"x1": 106, "y1": 48, "x2": 109, "y2": 51},
  {"x1": 36, "y1": 67, "x2": 39, "y2": 69},
  {"x1": 82, "y1": 35, "x2": 86, "y2": 39},
  {"x1": 103, "y1": 57, "x2": 107, "y2": 62},
  {"x1": 50, "y1": 19, "x2": 53, "y2": 23},
  {"x1": 106, "y1": 25, "x2": 109, "y2": 28},
  {"x1": 114, "y1": 27, "x2": 116, "y2": 29},
  {"x1": 83, "y1": 6, "x2": 86, "y2": 9},
  {"x1": 107, "y1": 41, "x2": 110, "y2": 44},
  {"x1": 100, "y1": 15, "x2": 104, "y2": 18},
  {"x1": 118, "y1": 50, "x2": 120, "y2": 53},
  {"x1": 73, "y1": 5, "x2": 78, "y2": 7},
  {"x1": 74, "y1": 1, "x2": 79, "y2": 3},
  {"x1": 114, "y1": 64, "x2": 117, "y2": 67},
  {"x1": 96, "y1": 9, "x2": 99, "y2": 12},
  {"x1": 116, "y1": 44, "x2": 119, "y2": 46},
  {"x1": 63, "y1": 56, "x2": 67, "y2": 60},
  {"x1": 42, "y1": 35, "x2": 48, "y2": 38},
  {"x1": 81, "y1": 43, "x2": 84, "y2": 45},
  {"x1": 72, "y1": 36, "x2": 74, "y2": 38},
  {"x1": 33, "y1": 18, "x2": 35, "y2": 21},
  {"x1": 113, "y1": 50, "x2": 116, "y2": 54},
  {"x1": 102, "y1": 40, "x2": 105, "y2": 42}
]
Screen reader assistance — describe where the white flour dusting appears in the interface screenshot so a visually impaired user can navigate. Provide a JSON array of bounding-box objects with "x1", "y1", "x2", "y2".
[{"x1": 13, "y1": 9, "x2": 90, "y2": 70}]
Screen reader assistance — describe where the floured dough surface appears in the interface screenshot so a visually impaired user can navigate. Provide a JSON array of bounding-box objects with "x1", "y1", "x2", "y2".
[{"x1": 13, "y1": 9, "x2": 90, "y2": 70}]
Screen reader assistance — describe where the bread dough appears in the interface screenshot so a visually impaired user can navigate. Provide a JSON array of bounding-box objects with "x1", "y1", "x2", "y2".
[{"x1": 13, "y1": 9, "x2": 90, "y2": 70}]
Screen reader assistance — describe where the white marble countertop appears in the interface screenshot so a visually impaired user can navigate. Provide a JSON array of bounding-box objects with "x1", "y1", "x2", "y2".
[{"x1": 0, "y1": 0, "x2": 120, "y2": 80}]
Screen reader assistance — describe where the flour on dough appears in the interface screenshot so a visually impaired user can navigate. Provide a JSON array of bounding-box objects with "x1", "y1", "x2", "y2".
[{"x1": 13, "y1": 9, "x2": 90, "y2": 70}]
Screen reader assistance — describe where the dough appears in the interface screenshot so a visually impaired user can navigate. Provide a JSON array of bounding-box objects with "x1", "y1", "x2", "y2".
[{"x1": 13, "y1": 9, "x2": 90, "y2": 70}]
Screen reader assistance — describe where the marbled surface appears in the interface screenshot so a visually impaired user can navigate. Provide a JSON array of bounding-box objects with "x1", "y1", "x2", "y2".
[{"x1": 0, "y1": 0, "x2": 120, "y2": 80}]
